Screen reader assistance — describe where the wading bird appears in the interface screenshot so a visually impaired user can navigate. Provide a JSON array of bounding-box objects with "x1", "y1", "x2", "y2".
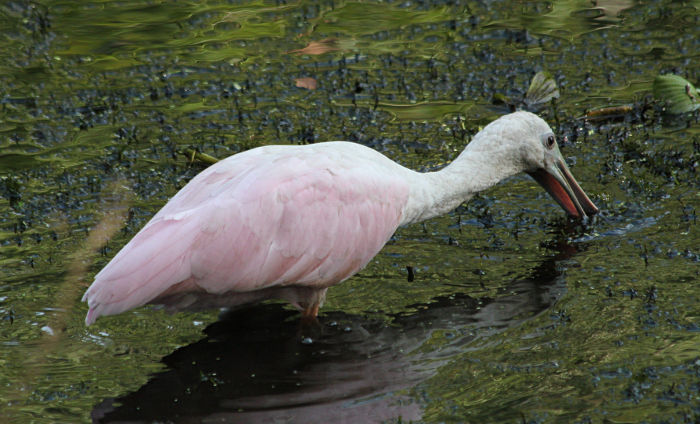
[{"x1": 83, "y1": 111, "x2": 598, "y2": 325}]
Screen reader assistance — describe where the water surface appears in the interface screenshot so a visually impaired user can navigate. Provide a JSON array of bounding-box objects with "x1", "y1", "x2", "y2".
[{"x1": 1, "y1": 1, "x2": 699, "y2": 422}]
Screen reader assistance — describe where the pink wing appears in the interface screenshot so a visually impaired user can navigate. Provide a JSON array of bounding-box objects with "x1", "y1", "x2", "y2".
[{"x1": 83, "y1": 143, "x2": 410, "y2": 324}]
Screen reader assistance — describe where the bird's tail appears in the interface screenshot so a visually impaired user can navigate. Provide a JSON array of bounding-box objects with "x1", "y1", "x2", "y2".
[{"x1": 82, "y1": 215, "x2": 199, "y2": 325}]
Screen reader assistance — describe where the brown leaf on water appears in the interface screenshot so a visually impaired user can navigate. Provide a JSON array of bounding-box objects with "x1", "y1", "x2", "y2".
[
  {"x1": 288, "y1": 38, "x2": 340, "y2": 55},
  {"x1": 583, "y1": 105, "x2": 633, "y2": 120},
  {"x1": 295, "y1": 77, "x2": 318, "y2": 90}
]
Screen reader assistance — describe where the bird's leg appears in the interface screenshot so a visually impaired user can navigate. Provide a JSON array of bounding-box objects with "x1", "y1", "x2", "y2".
[
  {"x1": 302, "y1": 302, "x2": 320, "y2": 319},
  {"x1": 299, "y1": 306, "x2": 321, "y2": 338},
  {"x1": 297, "y1": 288, "x2": 326, "y2": 339},
  {"x1": 298, "y1": 303, "x2": 318, "y2": 331},
  {"x1": 299, "y1": 296, "x2": 322, "y2": 329},
  {"x1": 295, "y1": 287, "x2": 327, "y2": 319}
]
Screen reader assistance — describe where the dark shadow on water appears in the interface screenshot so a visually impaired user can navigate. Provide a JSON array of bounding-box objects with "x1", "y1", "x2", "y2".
[{"x1": 92, "y1": 224, "x2": 585, "y2": 423}]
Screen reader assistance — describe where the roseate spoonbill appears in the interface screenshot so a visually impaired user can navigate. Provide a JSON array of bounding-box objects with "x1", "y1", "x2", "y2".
[{"x1": 83, "y1": 111, "x2": 598, "y2": 325}]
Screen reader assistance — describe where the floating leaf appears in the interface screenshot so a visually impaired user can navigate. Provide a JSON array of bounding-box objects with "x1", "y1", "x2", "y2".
[
  {"x1": 653, "y1": 74, "x2": 700, "y2": 114},
  {"x1": 376, "y1": 101, "x2": 474, "y2": 121},
  {"x1": 312, "y1": 2, "x2": 451, "y2": 36},
  {"x1": 295, "y1": 77, "x2": 317, "y2": 90},
  {"x1": 217, "y1": 3, "x2": 297, "y2": 24},
  {"x1": 524, "y1": 71, "x2": 560, "y2": 107}
]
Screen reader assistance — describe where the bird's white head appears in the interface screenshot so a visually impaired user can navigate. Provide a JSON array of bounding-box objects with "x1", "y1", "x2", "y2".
[{"x1": 464, "y1": 111, "x2": 599, "y2": 218}]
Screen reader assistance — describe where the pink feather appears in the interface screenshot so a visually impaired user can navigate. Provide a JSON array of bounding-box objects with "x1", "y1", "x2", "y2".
[{"x1": 83, "y1": 142, "x2": 410, "y2": 324}]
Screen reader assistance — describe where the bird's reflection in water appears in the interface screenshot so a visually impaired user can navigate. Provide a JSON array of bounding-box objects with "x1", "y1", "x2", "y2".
[{"x1": 92, "y1": 228, "x2": 583, "y2": 423}]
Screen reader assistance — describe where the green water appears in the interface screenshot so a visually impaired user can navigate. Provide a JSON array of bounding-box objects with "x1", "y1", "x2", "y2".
[{"x1": 1, "y1": 1, "x2": 699, "y2": 422}]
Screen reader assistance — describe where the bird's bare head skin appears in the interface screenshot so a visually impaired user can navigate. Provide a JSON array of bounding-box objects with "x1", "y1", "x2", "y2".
[
  {"x1": 510, "y1": 113, "x2": 599, "y2": 219},
  {"x1": 430, "y1": 111, "x2": 598, "y2": 222},
  {"x1": 82, "y1": 111, "x2": 598, "y2": 325}
]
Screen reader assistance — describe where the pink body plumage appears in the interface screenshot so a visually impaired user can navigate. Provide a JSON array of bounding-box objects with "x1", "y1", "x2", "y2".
[{"x1": 83, "y1": 142, "x2": 410, "y2": 325}]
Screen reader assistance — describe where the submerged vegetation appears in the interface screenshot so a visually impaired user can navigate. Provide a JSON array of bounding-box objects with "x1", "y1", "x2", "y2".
[{"x1": 0, "y1": 0, "x2": 699, "y2": 422}]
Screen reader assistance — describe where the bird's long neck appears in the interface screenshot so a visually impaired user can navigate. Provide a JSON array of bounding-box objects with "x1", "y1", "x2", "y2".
[{"x1": 400, "y1": 138, "x2": 523, "y2": 225}]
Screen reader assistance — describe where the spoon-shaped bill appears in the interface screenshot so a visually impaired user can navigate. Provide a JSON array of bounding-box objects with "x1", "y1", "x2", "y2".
[{"x1": 528, "y1": 160, "x2": 598, "y2": 218}]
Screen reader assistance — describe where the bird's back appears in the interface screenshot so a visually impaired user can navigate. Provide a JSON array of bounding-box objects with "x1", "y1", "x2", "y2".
[{"x1": 83, "y1": 142, "x2": 411, "y2": 324}]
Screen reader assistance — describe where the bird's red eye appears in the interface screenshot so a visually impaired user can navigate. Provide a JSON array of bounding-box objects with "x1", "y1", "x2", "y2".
[{"x1": 546, "y1": 135, "x2": 556, "y2": 149}]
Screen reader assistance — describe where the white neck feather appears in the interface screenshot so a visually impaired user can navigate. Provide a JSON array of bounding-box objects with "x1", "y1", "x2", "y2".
[{"x1": 399, "y1": 130, "x2": 526, "y2": 226}]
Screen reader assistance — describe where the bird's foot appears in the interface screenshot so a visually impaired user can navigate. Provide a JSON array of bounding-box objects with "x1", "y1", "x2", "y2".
[{"x1": 298, "y1": 303, "x2": 322, "y2": 341}]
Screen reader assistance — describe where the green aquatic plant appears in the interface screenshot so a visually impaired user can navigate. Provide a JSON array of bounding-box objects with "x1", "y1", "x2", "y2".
[
  {"x1": 653, "y1": 74, "x2": 700, "y2": 115},
  {"x1": 181, "y1": 148, "x2": 220, "y2": 165},
  {"x1": 524, "y1": 71, "x2": 560, "y2": 108},
  {"x1": 490, "y1": 71, "x2": 560, "y2": 113}
]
